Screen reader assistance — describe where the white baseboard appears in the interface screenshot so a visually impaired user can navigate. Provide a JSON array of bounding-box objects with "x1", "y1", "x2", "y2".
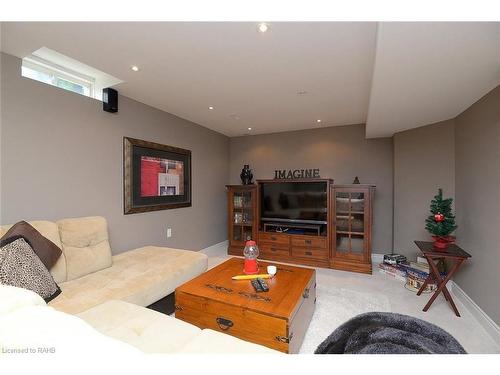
[
  {"x1": 450, "y1": 281, "x2": 500, "y2": 347},
  {"x1": 200, "y1": 240, "x2": 228, "y2": 257},
  {"x1": 371, "y1": 253, "x2": 384, "y2": 263}
]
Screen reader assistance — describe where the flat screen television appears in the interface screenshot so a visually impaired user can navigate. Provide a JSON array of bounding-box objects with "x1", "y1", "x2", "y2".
[{"x1": 260, "y1": 181, "x2": 328, "y2": 224}]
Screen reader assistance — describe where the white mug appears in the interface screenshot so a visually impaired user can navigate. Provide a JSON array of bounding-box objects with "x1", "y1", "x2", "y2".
[{"x1": 267, "y1": 265, "x2": 277, "y2": 277}]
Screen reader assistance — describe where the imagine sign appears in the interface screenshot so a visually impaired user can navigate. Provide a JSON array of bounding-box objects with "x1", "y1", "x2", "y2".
[{"x1": 274, "y1": 169, "x2": 320, "y2": 179}]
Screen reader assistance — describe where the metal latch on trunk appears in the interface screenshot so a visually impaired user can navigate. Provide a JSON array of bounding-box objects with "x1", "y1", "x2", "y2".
[
  {"x1": 216, "y1": 317, "x2": 234, "y2": 331},
  {"x1": 275, "y1": 333, "x2": 293, "y2": 343}
]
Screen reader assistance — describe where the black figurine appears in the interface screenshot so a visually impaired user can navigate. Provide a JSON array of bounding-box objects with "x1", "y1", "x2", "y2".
[{"x1": 240, "y1": 165, "x2": 254, "y2": 185}]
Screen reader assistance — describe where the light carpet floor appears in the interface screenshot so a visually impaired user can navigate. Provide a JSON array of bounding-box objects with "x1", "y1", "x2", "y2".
[
  {"x1": 299, "y1": 283, "x2": 391, "y2": 353},
  {"x1": 201, "y1": 244, "x2": 500, "y2": 354}
]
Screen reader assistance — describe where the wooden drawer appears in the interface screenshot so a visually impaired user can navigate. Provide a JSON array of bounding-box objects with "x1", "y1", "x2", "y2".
[
  {"x1": 291, "y1": 236, "x2": 327, "y2": 249},
  {"x1": 291, "y1": 247, "x2": 329, "y2": 261},
  {"x1": 259, "y1": 232, "x2": 290, "y2": 245},
  {"x1": 259, "y1": 243, "x2": 290, "y2": 258},
  {"x1": 175, "y1": 291, "x2": 289, "y2": 352}
]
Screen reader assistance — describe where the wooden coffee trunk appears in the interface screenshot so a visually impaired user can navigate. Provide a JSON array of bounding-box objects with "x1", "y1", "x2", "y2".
[{"x1": 175, "y1": 258, "x2": 316, "y2": 353}]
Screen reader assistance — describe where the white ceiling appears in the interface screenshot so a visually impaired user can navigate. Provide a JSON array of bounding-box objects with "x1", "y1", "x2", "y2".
[
  {"x1": 367, "y1": 22, "x2": 500, "y2": 137},
  {"x1": 1, "y1": 22, "x2": 499, "y2": 138}
]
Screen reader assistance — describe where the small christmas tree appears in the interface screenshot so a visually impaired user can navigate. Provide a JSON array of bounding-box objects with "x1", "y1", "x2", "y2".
[{"x1": 425, "y1": 188, "x2": 457, "y2": 239}]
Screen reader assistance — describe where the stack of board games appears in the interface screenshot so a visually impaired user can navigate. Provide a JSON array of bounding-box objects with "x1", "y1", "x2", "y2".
[
  {"x1": 378, "y1": 254, "x2": 408, "y2": 281},
  {"x1": 400, "y1": 257, "x2": 446, "y2": 293},
  {"x1": 378, "y1": 262, "x2": 407, "y2": 281}
]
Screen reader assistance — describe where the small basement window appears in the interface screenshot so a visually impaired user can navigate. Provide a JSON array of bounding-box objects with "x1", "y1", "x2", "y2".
[
  {"x1": 22, "y1": 58, "x2": 94, "y2": 98},
  {"x1": 21, "y1": 47, "x2": 122, "y2": 101}
]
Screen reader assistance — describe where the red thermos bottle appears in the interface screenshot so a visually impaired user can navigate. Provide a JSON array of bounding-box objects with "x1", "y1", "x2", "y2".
[{"x1": 243, "y1": 240, "x2": 259, "y2": 274}]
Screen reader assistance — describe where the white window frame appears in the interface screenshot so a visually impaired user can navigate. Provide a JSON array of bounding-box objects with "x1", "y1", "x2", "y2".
[{"x1": 22, "y1": 56, "x2": 96, "y2": 98}]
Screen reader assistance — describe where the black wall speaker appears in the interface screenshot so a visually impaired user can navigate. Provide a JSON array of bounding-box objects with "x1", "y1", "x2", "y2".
[{"x1": 102, "y1": 88, "x2": 118, "y2": 113}]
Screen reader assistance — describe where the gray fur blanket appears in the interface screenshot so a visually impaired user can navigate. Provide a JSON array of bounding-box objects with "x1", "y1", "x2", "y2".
[{"x1": 315, "y1": 312, "x2": 466, "y2": 354}]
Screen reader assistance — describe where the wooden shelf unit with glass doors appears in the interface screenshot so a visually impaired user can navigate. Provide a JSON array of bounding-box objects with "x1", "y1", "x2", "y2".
[
  {"x1": 226, "y1": 185, "x2": 258, "y2": 256},
  {"x1": 330, "y1": 185, "x2": 375, "y2": 274}
]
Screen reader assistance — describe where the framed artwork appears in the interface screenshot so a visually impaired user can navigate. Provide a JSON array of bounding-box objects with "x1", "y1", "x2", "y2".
[{"x1": 124, "y1": 137, "x2": 191, "y2": 214}]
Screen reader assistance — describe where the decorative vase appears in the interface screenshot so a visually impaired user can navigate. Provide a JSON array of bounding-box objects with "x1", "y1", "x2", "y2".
[{"x1": 240, "y1": 164, "x2": 254, "y2": 185}]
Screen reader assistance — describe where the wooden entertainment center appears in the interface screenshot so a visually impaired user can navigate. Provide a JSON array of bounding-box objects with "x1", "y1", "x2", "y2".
[{"x1": 226, "y1": 179, "x2": 375, "y2": 274}]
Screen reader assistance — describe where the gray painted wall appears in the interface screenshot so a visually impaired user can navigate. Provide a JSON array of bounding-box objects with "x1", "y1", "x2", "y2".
[
  {"x1": 0, "y1": 52, "x2": 229, "y2": 253},
  {"x1": 229, "y1": 124, "x2": 394, "y2": 254},
  {"x1": 392, "y1": 85, "x2": 500, "y2": 324},
  {"x1": 393, "y1": 120, "x2": 456, "y2": 258},
  {"x1": 454, "y1": 85, "x2": 500, "y2": 324}
]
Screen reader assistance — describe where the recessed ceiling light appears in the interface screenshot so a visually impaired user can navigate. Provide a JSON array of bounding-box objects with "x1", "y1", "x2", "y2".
[
  {"x1": 257, "y1": 23, "x2": 269, "y2": 33},
  {"x1": 316, "y1": 119, "x2": 322, "y2": 123},
  {"x1": 297, "y1": 90, "x2": 308, "y2": 95},
  {"x1": 248, "y1": 127, "x2": 252, "y2": 131},
  {"x1": 131, "y1": 66, "x2": 139, "y2": 72},
  {"x1": 208, "y1": 106, "x2": 214, "y2": 110}
]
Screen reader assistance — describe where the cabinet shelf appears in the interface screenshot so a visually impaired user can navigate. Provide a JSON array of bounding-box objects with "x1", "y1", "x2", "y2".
[{"x1": 336, "y1": 230, "x2": 365, "y2": 236}]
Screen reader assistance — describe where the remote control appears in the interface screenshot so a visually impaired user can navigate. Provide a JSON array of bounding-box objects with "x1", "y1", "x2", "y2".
[
  {"x1": 251, "y1": 279, "x2": 262, "y2": 292},
  {"x1": 258, "y1": 278, "x2": 269, "y2": 292},
  {"x1": 251, "y1": 278, "x2": 269, "y2": 293}
]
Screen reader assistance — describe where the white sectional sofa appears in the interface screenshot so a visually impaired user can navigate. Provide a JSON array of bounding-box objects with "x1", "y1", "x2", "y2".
[
  {"x1": 77, "y1": 299, "x2": 277, "y2": 353},
  {"x1": 0, "y1": 216, "x2": 208, "y2": 314},
  {"x1": 0, "y1": 216, "x2": 277, "y2": 353},
  {"x1": 0, "y1": 285, "x2": 276, "y2": 354}
]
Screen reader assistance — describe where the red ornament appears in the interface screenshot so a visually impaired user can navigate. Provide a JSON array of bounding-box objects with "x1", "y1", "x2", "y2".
[{"x1": 434, "y1": 213, "x2": 445, "y2": 222}]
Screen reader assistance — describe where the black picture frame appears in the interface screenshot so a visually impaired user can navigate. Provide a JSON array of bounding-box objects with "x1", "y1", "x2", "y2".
[{"x1": 124, "y1": 137, "x2": 192, "y2": 214}]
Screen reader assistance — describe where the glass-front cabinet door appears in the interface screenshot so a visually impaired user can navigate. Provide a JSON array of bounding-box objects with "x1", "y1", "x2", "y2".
[
  {"x1": 227, "y1": 185, "x2": 258, "y2": 254},
  {"x1": 332, "y1": 187, "x2": 370, "y2": 263}
]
